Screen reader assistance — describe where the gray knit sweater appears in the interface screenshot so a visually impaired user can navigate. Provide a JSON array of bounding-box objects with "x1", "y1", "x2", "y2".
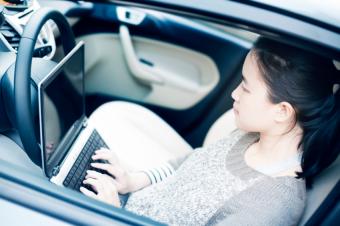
[{"x1": 124, "y1": 130, "x2": 306, "y2": 226}]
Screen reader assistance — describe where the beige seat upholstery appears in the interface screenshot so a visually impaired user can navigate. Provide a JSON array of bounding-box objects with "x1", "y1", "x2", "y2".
[
  {"x1": 299, "y1": 155, "x2": 339, "y2": 225},
  {"x1": 87, "y1": 101, "x2": 193, "y2": 171},
  {"x1": 203, "y1": 109, "x2": 236, "y2": 147}
]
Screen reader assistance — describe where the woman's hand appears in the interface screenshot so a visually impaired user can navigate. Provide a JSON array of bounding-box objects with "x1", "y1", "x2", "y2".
[
  {"x1": 80, "y1": 171, "x2": 121, "y2": 207},
  {"x1": 90, "y1": 148, "x2": 132, "y2": 194}
]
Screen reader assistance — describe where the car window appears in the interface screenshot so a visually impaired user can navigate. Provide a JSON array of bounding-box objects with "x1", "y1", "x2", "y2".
[{"x1": 251, "y1": 0, "x2": 340, "y2": 29}]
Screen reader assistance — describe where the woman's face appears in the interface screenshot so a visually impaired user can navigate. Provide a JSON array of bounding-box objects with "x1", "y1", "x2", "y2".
[{"x1": 231, "y1": 51, "x2": 277, "y2": 133}]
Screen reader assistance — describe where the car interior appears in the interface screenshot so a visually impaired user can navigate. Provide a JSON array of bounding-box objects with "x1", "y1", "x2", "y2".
[{"x1": 0, "y1": 0, "x2": 339, "y2": 225}]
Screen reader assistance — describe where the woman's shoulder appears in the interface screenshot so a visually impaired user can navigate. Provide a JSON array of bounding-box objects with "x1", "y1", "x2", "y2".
[
  {"x1": 236, "y1": 176, "x2": 306, "y2": 214},
  {"x1": 207, "y1": 177, "x2": 306, "y2": 226},
  {"x1": 253, "y1": 176, "x2": 306, "y2": 202},
  {"x1": 245, "y1": 177, "x2": 306, "y2": 224}
]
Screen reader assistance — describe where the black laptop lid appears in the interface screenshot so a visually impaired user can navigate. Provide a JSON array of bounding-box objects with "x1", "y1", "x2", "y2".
[{"x1": 38, "y1": 42, "x2": 85, "y2": 177}]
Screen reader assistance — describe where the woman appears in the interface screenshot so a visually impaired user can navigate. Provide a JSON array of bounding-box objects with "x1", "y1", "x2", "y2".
[{"x1": 80, "y1": 38, "x2": 340, "y2": 225}]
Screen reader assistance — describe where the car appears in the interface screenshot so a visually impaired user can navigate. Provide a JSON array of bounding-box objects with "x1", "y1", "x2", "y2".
[{"x1": 0, "y1": 0, "x2": 339, "y2": 225}]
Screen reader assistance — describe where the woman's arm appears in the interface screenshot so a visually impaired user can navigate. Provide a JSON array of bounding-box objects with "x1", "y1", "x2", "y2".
[
  {"x1": 141, "y1": 152, "x2": 191, "y2": 184},
  {"x1": 126, "y1": 171, "x2": 152, "y2": 192},
  {"x1": 90, "y1": 148, "x2": 192, "y2": 193}
]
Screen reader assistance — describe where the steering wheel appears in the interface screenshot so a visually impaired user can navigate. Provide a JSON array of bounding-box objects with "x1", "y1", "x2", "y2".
[{"x1": 14, "y1": 8, "x2": 76, "y2": 166}]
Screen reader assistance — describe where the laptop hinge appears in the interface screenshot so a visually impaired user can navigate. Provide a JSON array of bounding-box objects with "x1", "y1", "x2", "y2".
[{"x1": 52, "y1": 165, "x2": 61, "y2": 176}]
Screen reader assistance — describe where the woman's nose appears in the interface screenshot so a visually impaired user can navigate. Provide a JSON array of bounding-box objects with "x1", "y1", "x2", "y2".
[{"x1": 231, "y1": 84, "x2": 240, "y2": 102}]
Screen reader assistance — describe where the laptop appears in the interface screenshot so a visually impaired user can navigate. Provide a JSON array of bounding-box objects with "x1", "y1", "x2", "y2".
[{"x1": 38, "y1": 41, "x2": 109, "y2": 190}]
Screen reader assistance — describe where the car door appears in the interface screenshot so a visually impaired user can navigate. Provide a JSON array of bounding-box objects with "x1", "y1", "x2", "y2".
[{"x1": 70, "y1": 2, "x2": 255, "y2": 146}]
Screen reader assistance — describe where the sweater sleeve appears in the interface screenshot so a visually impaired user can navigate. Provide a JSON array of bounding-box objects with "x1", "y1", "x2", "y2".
[
  {"x1": 206, "y1": 178, "x2": 306, "y2": 226},
  {"x1": 141, "y1": 152, "x2": 192, "y2": 184}
]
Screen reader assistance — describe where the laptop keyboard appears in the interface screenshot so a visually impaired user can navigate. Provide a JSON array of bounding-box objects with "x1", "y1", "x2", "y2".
[{"x1": 63, "y1": 129, "x2": 109, "y2": 191}]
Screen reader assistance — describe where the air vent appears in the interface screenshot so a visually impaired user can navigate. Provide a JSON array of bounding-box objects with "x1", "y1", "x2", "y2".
[{"x1": 0, "y1": 20, "x2": 21, "y2": 51}]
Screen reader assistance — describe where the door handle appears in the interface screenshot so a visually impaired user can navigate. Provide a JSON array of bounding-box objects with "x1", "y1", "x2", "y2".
[
  {"x1": 119, "y1": 25, "x2": 163, "y2": 84},
  {"x1": 119, "y1": 25, "x2": 203, "y2": 92}
]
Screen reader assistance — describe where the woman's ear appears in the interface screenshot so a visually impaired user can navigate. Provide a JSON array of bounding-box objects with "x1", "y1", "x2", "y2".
[{"x1": 274, "y1": 102, "x2": 295, "y2": 123}]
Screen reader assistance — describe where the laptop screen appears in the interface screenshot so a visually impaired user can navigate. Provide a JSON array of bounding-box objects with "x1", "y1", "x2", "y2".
[{"x1": 38, "y1": 42, "x2": 85, "y2": 177}]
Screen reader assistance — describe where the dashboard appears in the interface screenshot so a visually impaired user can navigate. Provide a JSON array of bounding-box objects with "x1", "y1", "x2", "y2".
[
  {"x1": 0, "y1": 0, "x2": 58, "y2": 59},
  {"x1": 0, "y1": 0, "x2": 33, "y2": 9},
  {"x1": 0, "y1": 0, "x2": 92, "y2": 59}
]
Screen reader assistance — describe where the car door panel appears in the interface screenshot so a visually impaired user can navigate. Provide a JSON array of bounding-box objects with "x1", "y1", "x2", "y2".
[
  {"x1": 72, "y1": 3, "x2": 253, "y2": 146},
  {"x1": 79, "y1": 32, "x2": 219, "y2": 110}
]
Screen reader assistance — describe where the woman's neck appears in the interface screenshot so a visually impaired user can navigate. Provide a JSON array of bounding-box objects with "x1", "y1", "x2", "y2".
[
  {"x1": 244, "y1": 125, "x2": 303, "y2": 177},
  {"x1": 256, "y1": 125, "x2": 303, "y2": 162}
]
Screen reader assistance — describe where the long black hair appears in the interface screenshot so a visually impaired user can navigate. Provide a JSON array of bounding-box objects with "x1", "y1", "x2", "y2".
[{"x1": 252, "y1": 38, "x2": 340, "y2": 187}]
